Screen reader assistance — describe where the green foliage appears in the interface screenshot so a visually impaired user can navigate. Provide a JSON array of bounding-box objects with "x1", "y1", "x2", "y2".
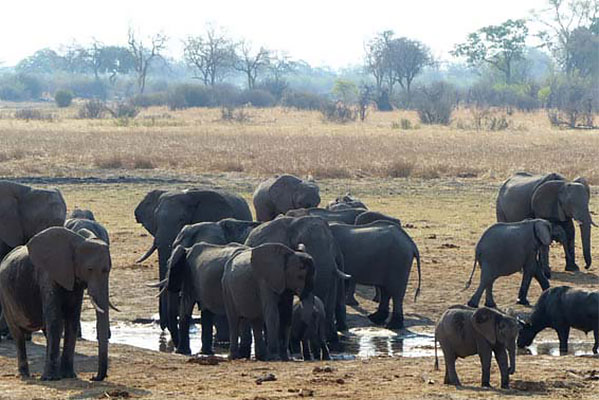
[
  {"x1": 54, "y1": 90, "x2": 73, "y2": 107},
  {"x1": 0, "y1": 74, "x2": 44, "y2": 100},
  {"x1": 131, "y1": 92, "x2": 168, "y2": 108},
  {"x1": 320, "y1": 102, "x2": 357, "y2": 123},
  {"x1": 280, "y1": 90, "x2": 327, "y2": 110},
  {"x1": 238, "y1": 89, "x2": 276, "y2": 107},
  {"x1": 332, "y1": 79, "x2": 358, "y2": 104},
  {"x1": 546, "y1": 73, "x2": 597, "y2": 128}
]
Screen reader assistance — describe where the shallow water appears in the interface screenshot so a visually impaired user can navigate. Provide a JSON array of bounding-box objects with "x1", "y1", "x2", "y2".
[{"x1": 80, "y1": 320, "x2": 596, "y2": 359}]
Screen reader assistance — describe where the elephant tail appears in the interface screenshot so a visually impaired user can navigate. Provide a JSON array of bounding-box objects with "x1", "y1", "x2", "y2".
[
  {"x1": 434, "y1": 330, "x2": 439, "y2": 370},
  {"x1": 413, "y1": 247, "x2": 421, "y2": 302},
  {"x1": 464, "y1": 254, "x2": 478, "y2": 290}
]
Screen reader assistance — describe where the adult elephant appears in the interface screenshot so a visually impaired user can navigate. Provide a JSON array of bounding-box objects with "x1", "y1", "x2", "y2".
[
  {"x1": 253, "y1": 175, "x2": 320, "y2": 222},
  {"x1": 286, "y1": 207, "x2": 366, "y2": 224},
  {"x1": 326, "y1": 193, "x2": 368, "y2": 211},
  {"x1": 496, "y1": 172, "x2": 594, "y2": 271},
  {"x1": 245, "y1": 216, "x2": 350, "y2": 342},
  {"x1": 134, "y1": 188, "x2": 252, "y2": 330}
]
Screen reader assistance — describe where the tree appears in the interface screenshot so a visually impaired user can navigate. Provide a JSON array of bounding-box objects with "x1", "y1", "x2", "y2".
[
  {"x1": 567, "y1": 26, "x2": 599, "y2": 78},
  {"x1": 534, "y1": 0, "x2": 598, "y2": 75},
  {"x1": 387, "y1": 37, "x2": 433, "y2": 102},
  {"x1": 332, "y1": 79, "x2": 358, "y2": 104},
  {"x1": 364, "y1": 30, "x2": 394, "y2": 93},
  {"x1": 127, "y1": 28, "x2": 167, "y2": 93},
  {"x1": 16, "y1": 48, "x2": 64, "y2": 74},
  {"x1": 234, "y1": 41, "x2": 270, "y2": 89},
  {"x1": 183, "y1": 26, "x2": 235, "y2": 86},
  {"x1": 452, "y1": 19, "x2": 529, "y2": 83}
]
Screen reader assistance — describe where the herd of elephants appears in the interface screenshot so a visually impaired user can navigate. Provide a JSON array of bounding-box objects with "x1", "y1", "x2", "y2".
[{"x1": 0, "y1": 172, "x2": 597, "y2": 390}]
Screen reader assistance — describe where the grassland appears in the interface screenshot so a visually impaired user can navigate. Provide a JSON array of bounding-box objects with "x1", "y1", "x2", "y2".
[{"x1": 0, "y1": 105, "x2": 597, "y2": 399}]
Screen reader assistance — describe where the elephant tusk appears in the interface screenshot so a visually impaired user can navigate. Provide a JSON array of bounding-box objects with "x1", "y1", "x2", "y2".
[
  {"x1": 592, "y1": 220, "x2": 598, "y2": 228},
  {"x1": 145, "y1": 278, "x2": 167, "y2": 288},
  {"x1": 155, "y1": 285, "x2": 167, "y2": 298},
  {"x1": 89, "y1": 296, "x2": 105, "y2": 314},
  {"x1": 336, "y1": 269, "x2": 351, "y2": 280},
  {"x1": 108, "y1": 299, "x2": 120, "y2": 312},
  {"x1": 136, "y1": 243, "x2": 157, "y2": 263}
]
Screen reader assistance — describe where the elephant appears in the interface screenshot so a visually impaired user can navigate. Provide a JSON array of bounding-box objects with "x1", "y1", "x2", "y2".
[
  {"x1": 253, "y1": 175, "x2": 320, "y2": 222},
  {"x1": 290, "y1": 294, "x2": 330, "y2": 361},
  {"x1": 286, "y1": 207, "x2": 366, "y2": 224},
  {"x1": 222, "y1": 242, "x2": 315, "y2": 360},
  {"x1": 165, "y1": 242, "x2": 247, "y2": 355},
  {"x1": 465, "y1": 219, "x2": 553, "y2": 308},
  {"x1": 434, "y1": 306, "x2": 520, "y2": 389},
  {"x1": 0, "y1": 227, "x2": 117, "y2": 381},
  {"x1": 245, "y1": 216, "x2": 350, "y2": 343},
  {"x1": 496, "y1": 172, "x2": 595, "y2": 271},
  {"x1": 518, "y1": 286, "x2": 598, "y2": 354},
  {"x1": 326, "y1": 193, "x2": 367, "y2": 211},
  {"x1": 328, "y1": 221, "x2": 421, "y2": 329},
  {"x1": 65, "y1": 214, "x2": 110, "y2": 246},
  {"x1": 134, "y1": 188, "x2": 252, "y2": 331},
  {"x1": 69, "y1": 208, "x2": 96, "y2": 220},
  {"x1": 354, "y1": 211, "x2": 401, "y2": 226}
]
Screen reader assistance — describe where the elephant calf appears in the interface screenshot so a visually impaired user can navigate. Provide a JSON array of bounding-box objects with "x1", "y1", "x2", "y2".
[
  {"x1": 290, "y1": 294, "x2": 330, "y2": 361},
  {"x1": 286, "y1": 207, "x2": 366, "y2": 224},
  {"x1": 518, "y1": 286, "x2": 598, "y2": 354},
  {"x1": 435, "y1": 306, "x2": 520, "y2": 389},
  {"x1": 354, "y1": 210, "x2": 401, "y2": 226},
  {"x1": 466, "y1": 219, "x2": 553, "y2": 308},
  {"x1": 326, "y1": 193, "x2": 368, "y2": 211}
]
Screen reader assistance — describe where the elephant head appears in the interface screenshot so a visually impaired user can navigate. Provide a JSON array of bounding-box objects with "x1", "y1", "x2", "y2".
[
  {"x1": 531, "y1": 180, "x2": 594, "y2": 268},
  {"x1": 270, "y1": 175, "x2": 320, "y2": 213},
  {"x1": 27, "y1": 227, "x2": 115, "y2": 381},
  {"x1": 70, "y1": 208, "x2": 96, "y2": 220},
  {"x1": 0, "y1": 182, "x2": 67, "y2": 249},
  {"x1": 134, "y1": 189, "x2": 166, "y2": 237},
  {"x1": 471, "y1": 307, "x2": 520, "y2": 375},
  {"x1": 219, "y1": 219, "x2": 262, "y2": 244},
  {"x1": 250, "y1": 243, "x2": 315, "y2": 298}
]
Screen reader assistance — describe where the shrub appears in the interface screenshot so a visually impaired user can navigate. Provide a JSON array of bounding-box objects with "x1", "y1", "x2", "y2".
[
  {"x1": 386, "y1": 160, "x2": 414, "y2": 178},
  {"x1": 281, "y1": 90, "x2": 327, "y2": 110},
  {"x1": 54, "y1": 90, "x2": 73, "y2": 107},
  {"x1": 67, "y1": 78, "x2": 107, "y2": 99},
  {"x1": 78, "y1": 99, "x2": 106, "y2": 119},
  {"x1": 167, "y1": 84, "x2": 215, "y2": 109},
  {"x1": 238, "y1": 89, "x2": 276, "y2": 107},
  {"x1": 546, "y1": 75, "x2": 597, "y2": 129},
  {"x1": 0, "y1": 74, "x2": 44, "y2": 101},
  {"x1": 413, "y1": 82, "x2": 456, "y2": 125},
  {"x1": 131, "y1": 92, "x2": 168, "y2": 108},
  {"x1": 220, "y1": 106, "x2": 251, "y2": 123},
  {"x1": 106, "y1": 101, "x2": 140, "y2": 119},
  {"x1": 320, "y1": 102, "x2": 357, "y2": 123},
  {"x1": 14, "y1": 109, "x2": 54, "y2": 121}
]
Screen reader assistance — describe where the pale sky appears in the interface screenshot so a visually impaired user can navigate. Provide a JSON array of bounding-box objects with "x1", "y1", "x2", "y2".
[{"x1": 2, "y1": 0, "x2": 548, "y2": 68}]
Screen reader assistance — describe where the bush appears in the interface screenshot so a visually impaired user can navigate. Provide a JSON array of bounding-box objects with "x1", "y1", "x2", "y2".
[
  {"x1": 14, "y1": 108, "x2": 54, "y2": 121},
  {"x1": 67, "y1": 78, "x2": 107, "y2": 99},
  {"x1": 413, "y1": 82, "x2": 456, "y2": 125},
  {"x1": 106, "y1": 101, "x2": 140, "y2": 119},
  {"x1": 238, "y1": 89, "x2": 276, "y2": 107},
  {"x1": 320, "y1": 102, "x2": 357, "y2": 123},
  {"x1": 546, "y1": 75, "x2": 597, "y2": 128},
  {"x1": 220, "y1": 106, "x2": 251, "y2": 123},
  {"x1": 78, "y1": 99, "x2": 106, "y2": 119},
  {"x1": 54, "y1": 90, "x2": 73, "y2": 107},
  {"x1": 0, "y1": 74, "x2": 44, "y2": 101},
  {"x1": 131, "y1": 92, "x2": 168, "y2": 108},
  {"x1": 281, "y1": 90, "x2": 327, "y2": 110},
  {"x1": 167, "y1": 84, "x2": 216, "y2": 109}
]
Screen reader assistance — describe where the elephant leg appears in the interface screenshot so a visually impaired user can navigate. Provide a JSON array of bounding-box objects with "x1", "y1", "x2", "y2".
[
  {"x1": 278, "y1": 292, "x2": 293, "y2": 361},
  {"x1": 263, "y1": 295, "x2": 282, "y2": 361},
  {"x1": 562, "y1": 220, "x2": 579, "y2": 271},
  {"x1": 532, "y1": 265, "x2": 550, "y2": 291},
  {"x1": 320, "y1": 338, "x2": 331, "y2": 361},
  {"x1": 478, "y1": 348, "x2": 492, "y2": 387},
  {"x1": 166, "y1": 290, "x2": 181, "y2": 348},
  {"x1": 386, "y1": 267, "x2": 409, "y2": 330},
  {"x1": 41, "y1": 314, "x2": 64, "y2": 380},
  {"x1": 443, "y1": 348, "x2": 460, "y2": 386},
  {"x1": 214, "y1": 314, "x2": 230, "y2": 343},
  {"x1": 251, "y1": 319, "x2": 266, "y2": 361},
  {"x1": 592, "y1": 327, "x2": 598, "y2": 354},
  {"x1": 369, "y1": 289, "x2": 390, "y2": 325},
  {"x1": 335, "y1": 279, "x2": 348, "y2": 332},
  {"x1": 226, "y1": 314, "x2": 240, "y2": 360},
  {"x1": 494, "y1": 347, "x2": 510, "y2": 389},
  {"x1": 483, "y1": 281, "x2": 497, "y2": 309},
  {"x1": 323, "y1": 286, "x2": 339, "y2": 345},
  {"x1": 556, "y1": 325, "x2": 570, "y2": 355},
  {"x1": 158, "y1": 249, "x2": 171, "y2": 330},
  {"x1": 467, "y1": 269, "x2": 490, "y2": 308},
  {"x1": 239, "y1": 321, "x2": 252, "y2": 359},
  {"x1": 345, "y1": 280, "x2": 358, "y2": 306},
  {"x1": 60, "y1": 291, "x2": 83, "y2": 379},
  {"x1": 176, "y1": 298, "x2": 195, "y2": 355},
  {"x1": 517, "y1": 270, "x2": 534, "y2": 306},
  {"x1": 302, "y1": 337, "x2": 313, "y2": 361},
  {"x1": 10, "y1": 325, "x2": 29, "y2": 378}
]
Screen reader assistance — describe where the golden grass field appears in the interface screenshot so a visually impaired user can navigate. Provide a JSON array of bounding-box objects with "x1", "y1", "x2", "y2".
[{"x1": 0, "y1": 105, "x2": 597, "y2": 399}]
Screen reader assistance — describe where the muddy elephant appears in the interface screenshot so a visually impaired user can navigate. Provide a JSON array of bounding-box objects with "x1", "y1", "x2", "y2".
[
  {"x1": 496, "y1": 172, "x2": 594, "y2": 271},
  {"x1": 465, "y1": 219, "x2": 553, "y2": 308},
  {"x1": 286, "y1": 207, "x2": 366, "y2": 224},
  {"x1": 329, "y1": 221, "x2": 421, "y2": 329},
  {"x1": 435, "y1": 306, "x2": 520, "y2": 389},
  {"x1": 222, "y1": 243, "x2": 315, "y2": 360},
  {"x1": 290, "y1": 294, "x2": 330, "y2": 361},
  {"x1": 134, "y1": 188, "x2": 252, "y2": 330},
  {"x1": 0, "y1": 227, "x2": 117, "y2": 381},
  {"x1": 326, "y1": 193, "x2": 368, "y2": 211},
  {"x1": 253, "y1": 175, "x2": 320, "y2": 222},
  {"x1": 245, "y1": 216, "x2": 350, "y2": 343},
  {"x1": 518, "y1": 286, "x2": 598, "y2": 354}
]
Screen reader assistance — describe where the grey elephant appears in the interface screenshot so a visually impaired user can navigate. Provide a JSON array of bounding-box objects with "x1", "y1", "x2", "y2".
[
  {"x1": 65, "y1": 213, "x2": 110, "y2": 245},
  {"x1": 0, "y1": 227, "x2": 117, "y2": 381},
  {"x1": 134, "y1": 188, "x2": 252, "y2": 330},
  {"x1": 496, "y1": 172, "x2": 594, "y2": 271},
  {"x1": 518, "y1": 286, "x2": 598, "y2": 354},
  {"x1": 245, "y1": 216, "x2": 350, "y2": 343},
  {"x1": 328, "y1": 221, "x2": 421, "y2": 329},
  {"x1": 69, "y1": 208, "x2": 96, "y2": 220},
  {"x1": 222, "y1": 243, "x2": 315, "y2": 360},
  {"x1": 326, "y1": 193, "x2": 368, "y2": 211},
  {"x1": 435, "y1": 306, "x2": 520, "y2": 389},
  {"x1": 354, "y1": 211, "x2": 401, "y2": 226},
  {"x1": 286, "y1": 207, "x2": 366, "y2": 224},
  {"x1": 253, "y1": 175, "x2": 320, "y2": 222},
  {"x1": 165, "y1": 242, "x2": 246, "y2": 355},
  {"x1": 290, "y1": 294, "x2": 330, "y2": 361},
  {"x1": 465, "y1": 219, "x2": 553, "y2": 308}
]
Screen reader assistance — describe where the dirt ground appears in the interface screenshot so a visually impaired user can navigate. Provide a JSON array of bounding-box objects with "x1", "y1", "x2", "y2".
[{"x1": 0, "y1": 176, "x2": 597, "y2": 399}]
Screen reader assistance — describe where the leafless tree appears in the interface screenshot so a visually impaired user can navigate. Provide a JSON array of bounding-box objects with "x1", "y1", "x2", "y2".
[
  {"x1": 234, "y1": 41, "x2": 270, "y2": 89},
  {"x1": 364, "y1": 31, "x2": 393, "y2": 94},
  {"x1": 127, "y1": 28, "x2": 167, "y2": 94},
  {"x1": 387, "y1": 38, "x2": 433, "y2": 100},
  {"x1": 184, "y1": 26, "x2": 236, "y2": 86}
]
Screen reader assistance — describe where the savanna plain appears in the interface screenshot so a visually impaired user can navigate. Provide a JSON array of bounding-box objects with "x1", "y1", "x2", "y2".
[{"x1": 0, "y1": 105, "x2": 597, "y2": 399}]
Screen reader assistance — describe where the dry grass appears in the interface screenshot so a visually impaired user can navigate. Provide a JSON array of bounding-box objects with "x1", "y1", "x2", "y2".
[{"x1": 0, "y1": 105, "x2": 597, "y2": 183}]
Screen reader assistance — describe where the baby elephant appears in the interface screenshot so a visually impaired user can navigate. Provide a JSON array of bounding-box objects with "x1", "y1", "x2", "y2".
[
  {"x1": 435, "y1": 306, "x2": 520, "y2": 389},
  {"x1": 518, "y1": 286, "x2": 598, "y2": 354},
  {"x1": 466, "y1": 219, "x2": 553, "y2": 308},
  {"x1": 290, "y1": 294, "x2": 330, "y2": 361}
]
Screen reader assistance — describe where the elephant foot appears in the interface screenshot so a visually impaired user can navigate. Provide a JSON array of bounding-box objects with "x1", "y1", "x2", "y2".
[
  {"x1": 516, "y1": 298, "x2": 530, "y2": 306},
  {"x1": 345, "y1": 296, "x2": 359, "y2": 306},
  {"x1": 176, "y1": 347, "x2": 193, "y2": 356},
  {"x1": 481, "y1": 382, "x2": 491, "y2": 388},
  {"x1": 466, "y1": 300, "x2": 479, "y2": 308},
  {"x1": 336, "y1": 321, "x2": 348, "y2": 332},
  {"x1": 484, "y1": 301, "x2": 497, "y2": 309},
  {"x1": 18, "y1": 367, "x2": 30, "y2": 379},
  {"x1": 61, "y1": 369, "x2": 77, "y2": 379},
  {"x1": 368, "y1": 310, "x2": 389, "y2": 325},
  {"x1": 501, "y1": 383, "x2": 510, "y2": 389},
  {"x1": 385, "y1": 314, "x2": 404, "y2": 330},
  {"x1": 265, "y1": 354, "x2": 282, "y2": 361},
  {"x1": 592, "y1": 344, "x2": 597, "y2": 354},
  {"x1": 41, "y1": 372, "x2": 61, "y2": 381},
  {"x1": 565, "y1": 264, "x2": 580, "y2": 272},
  {"x1": 584, "y1": 263, "x2": 592, "y2": 270}
]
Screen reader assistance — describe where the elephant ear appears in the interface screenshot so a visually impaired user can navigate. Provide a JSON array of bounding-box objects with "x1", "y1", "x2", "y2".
[
  {"x1": 531, "y1": 181, "x2": 567, "y2": 221},
  {"x1": 250, "y1": 243, "x2": 292, "y2": 294},
  {"x1": 27, "y1": 227, "x2": 85, "y2": 291},
  {"x1": 471, "y1": 307, "x2": 498, "y2": 346},
  {"x1": 534, "y1": 220, "x2": 552, "y2": 246},
  {"x1": 0, "y1": 195, "x2": 24, "y2": 247},
  {"x1": 166, "y1": 245, "x2": 187, "y2": 292},
  {"x1": 188, "y1": 191, "x2": 234, "y2": 222},
  {"x1": 269, "y1": 175, "x2": 302, "y2": 212},
  {"x1": 573, "y1": 177, "x2": 591, "y2": 199}
]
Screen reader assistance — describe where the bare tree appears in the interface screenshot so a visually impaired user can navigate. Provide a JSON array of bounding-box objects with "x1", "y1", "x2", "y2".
[
  {"x1": 364, "y1": 31, "x2": 394, "y2": 93},
  {"x1": 387, "y1": 38, "x2": 433, "y2": 102},
  {"x1": 127, "y1": 28, "x2": 167, "y2": 93},
  {"x1": 233, "y1": 41, "x2": 270, "y2": 89},
  {"x1": 184, "y1": 26, "x2": 235, "y2": 86}
]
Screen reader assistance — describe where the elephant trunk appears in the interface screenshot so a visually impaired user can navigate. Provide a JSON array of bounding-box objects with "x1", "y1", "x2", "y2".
[
  {"x1": 93, "y1": 299, "x2": 110, "y2": 381},
  {"x1": 507, "y1": 340, "x2": 516, "y2": 375},
  {"x1": 580, "y1": 220, "x2": 592, "y2": 269},
  {"x1": 167, "y1": 290, "x2": 180, "y2": 348}
]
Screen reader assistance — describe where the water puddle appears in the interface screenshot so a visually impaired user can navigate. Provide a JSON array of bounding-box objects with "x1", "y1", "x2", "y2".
[{"x1": 81, "y1": 320, "x2": 596, "y2": 359}]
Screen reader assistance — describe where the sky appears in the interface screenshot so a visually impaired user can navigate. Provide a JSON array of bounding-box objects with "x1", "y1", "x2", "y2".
[{"x1": 1, "y1": 0, "x2": 549, "y2": 68}]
